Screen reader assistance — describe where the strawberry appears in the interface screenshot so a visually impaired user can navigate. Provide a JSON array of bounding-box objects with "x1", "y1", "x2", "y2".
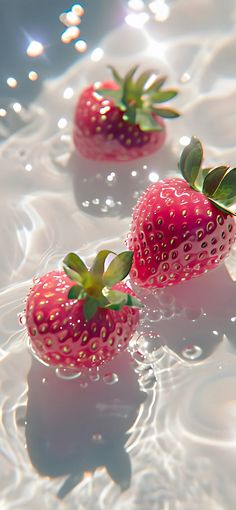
[
  {"x1": 128, "y1": 137, "x2": 236, "y2": 288},
  {"x1": 26, "y1": 250, "x2": 142, "y2": 370},
  {"x1": 73, "y1": 65, "x2": 179, "y2": 161}
]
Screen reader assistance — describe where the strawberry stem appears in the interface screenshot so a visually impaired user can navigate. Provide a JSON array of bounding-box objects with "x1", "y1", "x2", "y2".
[
  {"x1": 62, "y1": 250, "x2": 143, "y2": 321},
  {"x1": 97, "y1": 65, "x2": 180, "y2": 132}
]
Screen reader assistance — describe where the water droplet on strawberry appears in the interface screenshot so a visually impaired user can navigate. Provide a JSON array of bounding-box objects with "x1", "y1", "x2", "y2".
[{"x1": 33, "y1": 276, "x2": 40, "y2": 284}]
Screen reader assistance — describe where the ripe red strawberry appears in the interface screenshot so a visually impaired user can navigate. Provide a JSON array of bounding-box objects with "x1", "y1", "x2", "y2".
[
  {"x1": 26, "y1": 250, "x2": 142, "y2": 370},
  {"x1": 128, "y1": 137, "x2": 236, "y2": 288},
  {"x1": 73, "y1": 65, "x2": 179, "y2": 161}
]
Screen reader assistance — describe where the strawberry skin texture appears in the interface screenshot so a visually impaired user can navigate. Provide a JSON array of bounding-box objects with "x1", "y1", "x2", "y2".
[
  {"x1": 128, "y1": 178, "x2": 236, "y2": 288},
  {"x1": 73, "y1": 81, "x2": 166, "y2": 161},
  {"x1": 26, "y1": 271, "x2": 139, "y2": 370}
]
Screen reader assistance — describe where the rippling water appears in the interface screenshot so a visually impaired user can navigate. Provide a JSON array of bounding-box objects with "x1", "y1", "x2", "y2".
[{"x1": 1, "y1": 0, "x2": 236, "y2": 508}]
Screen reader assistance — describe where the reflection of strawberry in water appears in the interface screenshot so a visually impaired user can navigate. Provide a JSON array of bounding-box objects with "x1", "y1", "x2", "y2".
[{"x1": 25, "y1": 351, "x2": 146, "y2": 499}]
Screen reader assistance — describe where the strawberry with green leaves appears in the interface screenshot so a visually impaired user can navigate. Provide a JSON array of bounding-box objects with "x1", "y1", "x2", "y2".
[
  {"x1": 128, "y1": 137, "x2": 236, "y2": 288},
  {"x1": 26, "y1": 250, "x2": 142, "y2": 370},
  {"x1": 73, "y1": 65, "x2": 179, "y2": 161}
]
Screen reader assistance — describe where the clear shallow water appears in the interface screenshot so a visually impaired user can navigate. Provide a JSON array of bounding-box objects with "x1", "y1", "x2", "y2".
[{"x1": 1, "y1": 0, "x2": 236, "y2": 508}]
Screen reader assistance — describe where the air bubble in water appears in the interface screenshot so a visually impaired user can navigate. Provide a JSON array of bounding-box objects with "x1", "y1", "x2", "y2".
[
  {"x1": 80, "y1": 382, "x2": 88, "y2": 388},
  {"x1": 55, "y1": 368, "x2": 82, "y2": 380},
  {"x1": 103, "y1": 372, "x2": 118, "y2": 385},
  {"x1": 138, "y1": 334, "x2": 161, "y2": 355},
  {"x1": 105, "y1": 197, "x2": 115, "y2": 208},
  {"x1": 145, "y1": 308, "x2": 162, "y2": 322},
  {"x1": 33, "y1": 276, "x2": 40, "y2": 284},
  {"x1": 181, "y1": 344, "x2": 202, "y2": 360},
  {"x1": 107, "y1": 172, "x2": 116, "y2": 183},
  {"x1": 90, "y1": 373, "x2": 100, "y2": 382},
  {"x1": 132, "y1": 350, "x2": 146, "y2": 364}
]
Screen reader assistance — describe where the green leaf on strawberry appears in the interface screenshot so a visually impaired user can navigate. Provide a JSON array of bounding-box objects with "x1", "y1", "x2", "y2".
[
  {"x1": 147, "y1": 75, "x2": 167, "y2": 92},
  {"x1": 102, "y1": 288, "x2": 128, "y2": 309},
  {"x1": 97, "y1": 66, "x2": 180, "y2": 133},
  {"x1": 90, "y1": 250, "x2": 115, "y2": 278},
  {"x1": 68, "y1": 285, "x2": 86, "y2": 300},
  {"x1": 107, "y1": 65, "x2": 122, "y2": 85},
  {"x1": 135, "y1": 69, "x2": 156, "y2": 92},
  {"x1": 63, "y1": 252, "x2": 90, "y2": 285},
  {"x1": 103, "y1": 288, "x2": 142, "y2": 311},
  {"x1": 102, "y1": 251, "x2": 134, "y2": 286},
  {"x1": 202, "y1": 166, "x2": 230, "y2": 197},
  {"x1": 179, "y1": 136, "x2": 236, "y2": 215},
  {"x1": 150, "y1": 90, "x2": 178, "y2": 103},
  {"x1": 210, "y1": 167, "x2": 236, "y2": 215},
  {"x1": 136, "y1": 110, "x2": 163, "y2": 132},
  {"x1": 63, "y1": 250, "x2": 143, "y2": 321},
  {"x1": 83, "y1": 296, "x2": 99, "y2": 322},
  {"x1": 179, "y1": 136, "x2": 203, "y2": 188}
]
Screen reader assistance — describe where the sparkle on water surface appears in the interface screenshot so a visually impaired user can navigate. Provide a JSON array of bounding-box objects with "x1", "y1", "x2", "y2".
[
  {"x1": 7, "y1": 77, "x2": 18, "y2": 88},
  {"x1": 26, "y1": 40, "x2": 44, "y2": 57},
  {"x1": 1, "y1": 0, "x2": 236, "y2": 508}
]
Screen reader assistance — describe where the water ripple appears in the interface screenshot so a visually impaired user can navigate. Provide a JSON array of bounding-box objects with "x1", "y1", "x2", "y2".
[{"x1": 1, "y1": 0, "x2": 236, "y2": 507}]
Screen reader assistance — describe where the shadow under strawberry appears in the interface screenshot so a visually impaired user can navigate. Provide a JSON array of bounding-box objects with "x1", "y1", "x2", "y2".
[
  {"x1": 136, "y1": 263, "x2": 236, "y2": 362},
  {"x1": 70, "y1": 152, "x2": 148, "y2": 218},
  {"x1": 70, "y1": 143, "x2": 178, "y2": 219},
  {"x1": 25, "y1": 351, "x2": 146, "y2": 499}
]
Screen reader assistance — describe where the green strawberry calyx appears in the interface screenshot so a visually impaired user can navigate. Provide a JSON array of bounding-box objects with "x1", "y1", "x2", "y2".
[
  {"x1": 96, "y1": 65, "x2": 180, "y2": 132},
  {"x1": 179, "y1": 136, "x2": 236, "y2": 216},
  {"x1": 63, "y1": 250, "x2": 143, "y2": 321}
]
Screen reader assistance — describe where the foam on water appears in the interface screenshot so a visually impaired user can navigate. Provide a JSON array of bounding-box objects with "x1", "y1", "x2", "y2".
[{"x1": 1, "y1": 0, "x2": 236, "y2": 508}]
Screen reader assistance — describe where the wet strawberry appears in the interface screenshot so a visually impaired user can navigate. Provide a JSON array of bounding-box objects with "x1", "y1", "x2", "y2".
[
  {"x1": 73, "y1": 66, "x2": 179, "y2": 161},
  {"x1": 26, "y1": 251, "x2": 142, "y2": 370},
  {"x1": 128, "y1": 137, "x2": 236, "y2": 288}
]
